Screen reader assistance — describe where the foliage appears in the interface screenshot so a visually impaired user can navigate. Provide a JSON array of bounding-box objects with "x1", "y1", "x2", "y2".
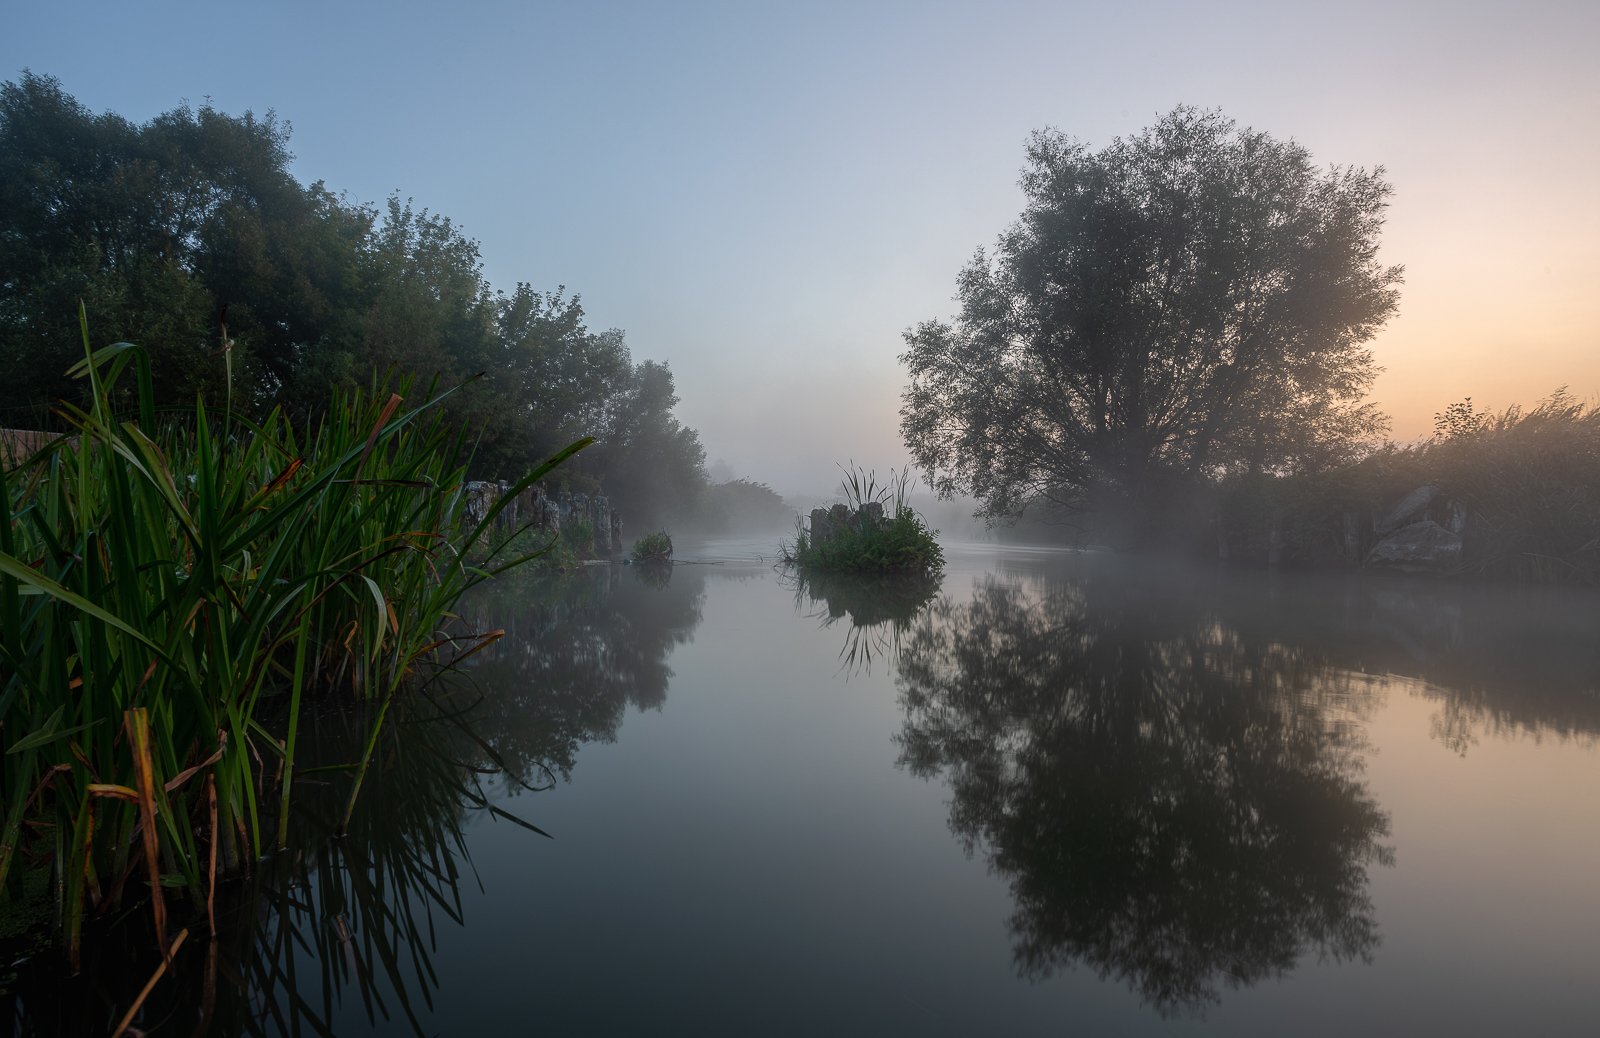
[
  {"x1": 1215, "y1": 390, "x2": 1600, "y2": 582},
  {"x1": 901, "y1": 106, "x2": 1401, "y2": 536},
  {"x1": 0, "y1": 325, "x2": 585, "y2": 958},
  {"x1": 697, "y1": 478, "x2": 790, "y2": 534},
  {"x1": 785, "y1": 464, "x2": 942, "y2": 576},
  {"x1": 786, "y1": 508, "x2": 943, "y2": 576},
  {"x1": 581, "y1": 360, "x2": 707, "y2": 525},
  {"x1": 631, "y1": 531, "x2": 674, "y2": 562},
  {"x1": 0, "y1": 72, "x2": 707, "y2": 522},
  {"x1": 7, "y1": 561, "x2": 711, "y2": 1031},
  {"x1": 1425, "y1": 390, "x2": 1600, "y2": 581}
]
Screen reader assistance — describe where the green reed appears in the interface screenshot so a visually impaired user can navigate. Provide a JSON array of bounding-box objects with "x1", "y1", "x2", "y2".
[{"x1": 0, "y1": 318, "x2": 587, "y2": 961}]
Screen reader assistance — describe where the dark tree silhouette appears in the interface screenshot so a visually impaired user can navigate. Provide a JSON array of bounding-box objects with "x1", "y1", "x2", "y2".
[
  {"x1": 901, "y1": 107, "x2": 1402, "y2": 539},
  {"x1": 0, "y1": 72, "x2": 710, "y2": 523}
]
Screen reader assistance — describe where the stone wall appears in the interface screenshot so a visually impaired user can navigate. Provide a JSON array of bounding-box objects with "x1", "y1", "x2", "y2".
[
  {"x1": 808, "y1": 500, "x2": 887, "y2": 546},
  {"x1": 463, "y1": 480, "x2": 623, "y2": 557}
]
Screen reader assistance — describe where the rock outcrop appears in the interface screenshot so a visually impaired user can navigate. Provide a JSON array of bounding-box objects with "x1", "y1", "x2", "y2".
[
  {"x1": 1375, "y1": 485, "x2": 1438, "y2": 535},
  {"x1": 460, "y1": 480, "x2": 620, "y2": 557},
  {"x1": 1365, "y1": 519, "x2": 1463, "y2": 572},
  {"x1": 809, "y1": 500, "x2": 892, "y2": 546}
]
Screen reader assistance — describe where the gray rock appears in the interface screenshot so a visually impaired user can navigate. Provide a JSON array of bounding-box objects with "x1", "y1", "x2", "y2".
[
  {"x1": 1365, "y1": 520, "x2": 1462, "y2": 571},
  {"x1": 591, "y1": 495, "x2": 612, "y2": 556},
  {"x1": 859, "y1": 501, "x2": 886, "y2": 528},
  {"x1": 1375, "y1": 485, "x2": 1438, "y2": 535},
  {"x1": 810, "y1": 508, "x2": 832, "y2": 546},
  {"x1": 463, "y1": 481, "x2": 499, "y2": 527}
]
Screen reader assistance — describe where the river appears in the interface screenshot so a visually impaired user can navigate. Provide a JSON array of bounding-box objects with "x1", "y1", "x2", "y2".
[{"x1": 15, "y1": 541, "x2": 1600, "y2": 1035}]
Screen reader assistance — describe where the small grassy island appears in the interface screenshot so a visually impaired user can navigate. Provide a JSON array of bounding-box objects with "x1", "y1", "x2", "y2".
[{"x1": 784, "y1": 466, "x2": 943, "y2": 577}]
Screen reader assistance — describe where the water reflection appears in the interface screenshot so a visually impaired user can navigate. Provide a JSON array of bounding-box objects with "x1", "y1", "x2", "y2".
[
  {"x1": 456, "y1": 564, "x2": 706, "y2": 782},
  {"x1": 5, "y1": 703, "x2": 497, "y2": 1036},
  {"x1": 3, "y1": 565, "x2": 707, "y2": 1036},
  {"x1": 787, "y1": 569, "x2": 941, "y2": 675},
  {"x1": 896, "y1": 571, "x2": 1393, "y2": 1015},
  {"x1": 1205, "y1": 572, "x2": 1600, "y2": 755}
]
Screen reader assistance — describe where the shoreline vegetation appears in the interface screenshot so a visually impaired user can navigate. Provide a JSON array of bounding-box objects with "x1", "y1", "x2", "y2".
[
  {"x1": 893, "y1": 108, "x2": 1599, "y2": 586},
  {"x1": 1211, "y1": 391, "x2": 1600, "y2": 583},
  {"x1": 985, "y1": 389, "x2": 1600, "y2": 585},
  {"x1": 0, "y1": 326, "x2": 586, "y2": 962}
]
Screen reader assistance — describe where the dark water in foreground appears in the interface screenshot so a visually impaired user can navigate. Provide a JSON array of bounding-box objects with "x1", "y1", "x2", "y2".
[{"x1": 14, "y1": 543, "x2": 1600, "y2": 1035}]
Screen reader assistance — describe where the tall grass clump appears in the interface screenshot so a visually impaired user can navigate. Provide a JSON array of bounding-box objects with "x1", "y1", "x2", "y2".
[
  {"x1": 1214, "y1": 390, "x2": 1600, "y2": 581},
  {"x1": 1425, "y1": 391, "x2": 1600, "y2": 582},
  {"x1": 0, "y1": 318, "x2": 587, "y2": 961},
  {"x1": 783, "y1": 464, "x2": 943, "y2": 576}
]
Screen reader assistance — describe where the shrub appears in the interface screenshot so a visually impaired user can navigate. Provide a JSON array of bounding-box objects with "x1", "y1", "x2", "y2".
[
  {"x1": 632, "y1": 531, "x2": 673, "y2": 562},
  {"x1": 1214, "y1": 390, "x2": 1600, "y2": 582},
  {"x1": 784, "y1": 464, "x2": 943, "y2": 576}
]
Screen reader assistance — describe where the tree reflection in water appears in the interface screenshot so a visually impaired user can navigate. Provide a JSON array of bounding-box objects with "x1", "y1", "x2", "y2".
[
  {"x1": 453, "y1": 563, "x2": 706, "y2": 783},
  {"x1": 895, "y1": 572, "x2": 1393, "y2": 1015},
  {"x1": 2, "y1": 565, "x2": 706, "y2": 1036}
]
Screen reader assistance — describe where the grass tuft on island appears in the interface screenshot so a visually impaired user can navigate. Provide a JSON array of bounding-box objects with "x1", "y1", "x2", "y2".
[{"x1": 784, "y1": 464, "x2": 943, "y2": 577}]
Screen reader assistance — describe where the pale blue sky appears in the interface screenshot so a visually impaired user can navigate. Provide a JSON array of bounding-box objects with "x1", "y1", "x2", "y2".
[{"x1": 6, "y1": 1, "x2": 1598, "y2": 495}]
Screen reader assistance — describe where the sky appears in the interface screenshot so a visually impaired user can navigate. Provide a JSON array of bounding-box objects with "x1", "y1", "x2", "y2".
[{"x1": 5, "y1": 0, "x2": 1598, "y2": 497}]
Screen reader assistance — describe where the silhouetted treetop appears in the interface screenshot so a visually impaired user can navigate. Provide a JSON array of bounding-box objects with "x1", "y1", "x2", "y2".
[{"x1": 901, "y1": 106, "x2": 1402, "y2": 534}]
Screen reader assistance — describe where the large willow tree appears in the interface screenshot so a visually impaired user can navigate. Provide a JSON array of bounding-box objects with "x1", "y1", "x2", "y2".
[{"x1": 900, "y1": 107, "x2": 1402, "y2": 533}]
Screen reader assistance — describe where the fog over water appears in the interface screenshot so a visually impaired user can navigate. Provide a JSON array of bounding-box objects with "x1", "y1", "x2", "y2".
[{"x1": 16, "y1": 542, "x2": 1596, "y2": 1034}]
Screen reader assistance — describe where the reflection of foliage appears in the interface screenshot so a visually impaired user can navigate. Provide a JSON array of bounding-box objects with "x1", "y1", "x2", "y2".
[
  {"x1": 788, "y1": 569, "x2": 942, "y2": 675},
  {"x1": 4, "y1": 701, "x2": 514, "y2": 1036},
  {"x1": 1202, "y1": 572, "x2": 1600, "y2": 755},
  {"x1": 452, "y1": 565, "x2": 705, "y2": 783},
  {"x1": 896, "y1": 574, "x2": 1391, "y2": 1015},
  {"x1": 2, "y1": 565, "x2": 709, "y2": 1033},
  {"x1": 632, "y1": 559, "x2": 675, "y2": 589}
]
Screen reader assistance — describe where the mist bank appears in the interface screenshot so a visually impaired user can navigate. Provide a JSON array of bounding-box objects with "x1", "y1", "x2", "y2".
[{"x1": 970, "y1": 392, "x2": 1600, "y2": 585}]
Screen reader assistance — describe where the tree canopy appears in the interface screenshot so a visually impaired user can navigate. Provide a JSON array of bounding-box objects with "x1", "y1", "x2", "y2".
[
  {"x1": 0, "y1": 71, "x2": 708, "y2": 525},
  {"x1": 900, "y1": 107, "x2": 1402, "y2": 535}
]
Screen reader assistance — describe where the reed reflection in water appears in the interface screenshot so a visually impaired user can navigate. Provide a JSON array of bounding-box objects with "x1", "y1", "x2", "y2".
[{"x1": 3, "y1": 564, "x2": 705, "y2": 1036}]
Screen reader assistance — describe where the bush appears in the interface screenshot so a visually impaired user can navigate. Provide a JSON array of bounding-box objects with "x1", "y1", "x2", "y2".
[
  {"x1": 1214, "y1": 390, "x2": 1600, "y2": 582},
  {"x1": 632, "y1": 531, "x2": 673, "y2": 562},
  {"x1": 784, "y1": 465, "x2": 943, "y2": 576},
  {"x1": 787, "y1": 506, "x2": 944, "y2": 575}
]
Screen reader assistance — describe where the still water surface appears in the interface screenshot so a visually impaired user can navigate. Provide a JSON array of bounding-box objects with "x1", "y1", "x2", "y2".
[{"x1": 50, "y1": 542, "x2": 1600, "y2": 1034}]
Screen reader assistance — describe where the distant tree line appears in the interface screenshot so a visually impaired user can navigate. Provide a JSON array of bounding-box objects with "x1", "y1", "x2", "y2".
[{"x1": 0, "y1": 71, "x2": 704, "y2": 524}]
